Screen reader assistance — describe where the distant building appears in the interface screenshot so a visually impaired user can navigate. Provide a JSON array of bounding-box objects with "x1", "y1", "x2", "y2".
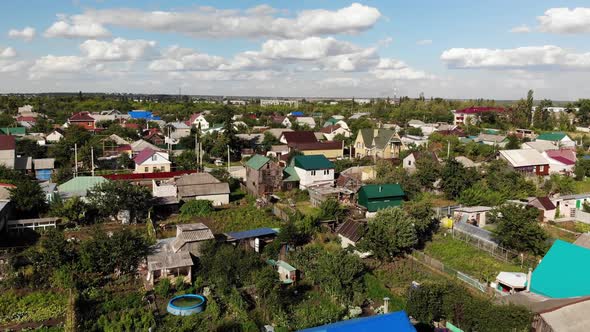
[
  {"x1": 499, "y1": 149, "x2": 550, "y2": 176},
  {"x1": 166, "y1": 122, "x2": 191, "y2": 140},
  {"x1": 185, "y1": 113, "x2": 210, "y2": 131},
  {"x1": 260, "y1": 99, "x2": 299, "y2": 107},
  {"x1": 452, "y1": 107, "x2": 505, "y2": 126},
  {"x1": 46, "y1": 129, "x2": 64, "y2": 143},
  {"x1": 295, "y1": 117, "x2": 316, "y2": 128},
  {"x1": 68, "y1": 112, "x2": 96, "y2": 130},
  {"x1": 354, "y1": 129, "x2": 403, "y2": 159}
]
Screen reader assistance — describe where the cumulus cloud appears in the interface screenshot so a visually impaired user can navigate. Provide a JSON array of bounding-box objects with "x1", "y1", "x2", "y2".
[
  {"x1": 372, "y1": 58, "x2": 431, "y2": 80},
  {"x1": 46, "y1": 3, "x2": 381, "y2": 39},
  {"x1": 537, "y1": 7, "x2": 590, "y2": 34},
  {"x1": 149, "y1": 46, "x2": 226, "y2": 71},
  {"x1": 80, "y1": 38, "x2": 157, "y2": 61},
  {"x1": 258, "y1": 37, "x2": 361, "y2": 60},
  {"x1": 44, "y1": 18, "x2": 110, "y2": 38},
  {"x1": 29, "y1": 55, "x2": 88, "y2": 78},
  {"x1": 441, "y1": 45, "x2": 590, "y2": 70},
  {"x1": 8, "y1": 27, "x2": 36, "y2": 41},
  {"x1": 509, "y1": 25, "x2": 531, "y2": 33},
  {"x1": 416, "y1": 39, "x2": 432, "y2": 45},
  {"x1": 318, "y1": 77, "x2": 360, "y2": 88},
  {"x1": 0, "y1": 60, "x2": 28, "y2": 73},
  {"x1": 0, "y1": 47, "x2": 16, "y2": 58}
]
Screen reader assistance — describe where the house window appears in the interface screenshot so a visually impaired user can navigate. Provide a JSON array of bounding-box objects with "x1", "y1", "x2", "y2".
[
  {"x1": 408, "y1": 160, "x2": 412, "y2": 166},
  {"x1": 144, "y1": 167, "x2": 149, "y2": 172},
  {"x1": 324, "y1": 170, "x2": 329, "y2": 175},
  {"x1": 152, "y1": 155, "x2": 157, "y2": 161},
  {"x1": 161, "y1": 166, "x2": 165, "y2": 171},
  {"x1": 311, "y1": 170, "x2": 316, "y2": 176}
]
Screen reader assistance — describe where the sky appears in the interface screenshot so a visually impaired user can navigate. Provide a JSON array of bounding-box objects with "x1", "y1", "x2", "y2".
[{"x1": 1, "y1": 1, "x2": 590, "y2": 100}]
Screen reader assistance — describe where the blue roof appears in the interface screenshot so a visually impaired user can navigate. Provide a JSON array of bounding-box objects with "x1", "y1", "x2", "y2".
[
  {"x1": 530, "y1": 240, "x2": 590, "y2": 298},
  {"x1": 583, "y1": 155, "x2": 590, "y2": 160},
  {"x1": 226, "y1": 227, "x2": 278, "y2": 240},
  {"x1": 291, "y1": 111, "x2": 304, "y2": 116},
  {"x1": 128, "y1": 110, "x2": 161, "y2": 120},
  {"x1": 299, "y1": 311, "x2": 416, "y2": 332}
]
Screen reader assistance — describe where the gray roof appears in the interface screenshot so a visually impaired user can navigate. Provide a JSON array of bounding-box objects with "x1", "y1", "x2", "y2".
[
  {"x1": 147, "y1": 251, "x2": 193, "y2": 271},
  {"x1": 33, "y1": 158, "x2": 55, "y2": 170},
  {"x1": 130, "y1": 139, "x2": 161, "y2": 152},
  {"x1": 171, "y1": 228, "x2": 215, "y2": 252},
  {"x1": 176, "y1": 172, "x2": 220, "y2": 186},
  {"x1": 476, "y1": 133, "x2": 507, "y2": 143},
  {"x1": 523, "y1": 140, "x2": 559, "y2": 152},
  {"x1": 455, "y1": 156, "x2": 477, "y2": 168},
  {"x1": 539, "y1": 298, "x2": 590, "y2": 332},
  {"x1": 499, "y1": 149, "x2": 549, "y2": 167},
  {"x1": 266, "y1": 128, "x2": 293, "y2": 139},
  {"x1": 358, "y1": 128, "x2": 397, "y2": 150},
  {"x1": 168, "y1": 121, "x2": 190, "y2": 129},
  {"x1": 574, "y1": 233, "x2": 590, "y2": 249},
  {"x1": 453, "y1": 221, "x2": 497, "y2": 244},
  {"x1": 103, "y1": 134, "x2": 129, "y2": 145},
  {"x1": 455, "y1": 206, "x2": 493, "y2": 213},
  {"x1": 178, "y1": 182, "x2": 230, "y2": 198}
]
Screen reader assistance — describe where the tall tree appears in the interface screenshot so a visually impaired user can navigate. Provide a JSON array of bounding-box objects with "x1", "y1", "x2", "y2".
[
  {"x1": 358, "y1": 207, "x2": 418, "y2": 260},
  {"x1": 440, "y1": 159, "x2": 478, "y2": 200},
  {"x1": 490, "y1": 204, "x2": 548, "y2": 255},
  {"x1": 86, "y1": 181, "x2": 152, "y2": 222}
]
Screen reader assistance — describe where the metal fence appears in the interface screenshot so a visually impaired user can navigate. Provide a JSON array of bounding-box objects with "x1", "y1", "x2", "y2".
[
  {"x1": 433, "y1": 205, "x2": 462, "y2": 218},
  {"x1": 411, "y1": 250, "x2": 488, "y2": 293}
]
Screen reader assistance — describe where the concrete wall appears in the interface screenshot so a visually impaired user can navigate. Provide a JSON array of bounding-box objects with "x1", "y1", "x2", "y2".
[{"x1": 185, "y1": 194, "x2": 229, "y2": 206}]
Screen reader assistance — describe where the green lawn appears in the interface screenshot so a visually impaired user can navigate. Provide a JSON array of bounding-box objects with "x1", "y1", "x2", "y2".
[
  {"x1": 296, "y1": 201, "x2": 320, "y2": 216},
  {"x1": 574, "y1": 179, "x2": 590, "y2": 194},
  {"x1": 208, "y1": 204, "x2": 282, "y2": 233},
  {"x1": 423, "y1": 234, "x2": 524, "y2": 282}
]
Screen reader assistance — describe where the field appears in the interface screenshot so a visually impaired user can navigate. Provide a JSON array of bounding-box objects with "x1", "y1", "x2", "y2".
[{"x1": 423, "y1": 233, "x2": 524, "y2": 282}]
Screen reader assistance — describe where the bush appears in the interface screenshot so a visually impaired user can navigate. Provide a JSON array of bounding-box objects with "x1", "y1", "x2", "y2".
[
  {"x1": 175, "y1": 276, "x2": 187, "y2": 291},
  {"x1": 155, "y1": 279, "x2": 171, "y2": 298},
  {"x1": 180, "y1": 199, "x2": 214, "y2": 217}
]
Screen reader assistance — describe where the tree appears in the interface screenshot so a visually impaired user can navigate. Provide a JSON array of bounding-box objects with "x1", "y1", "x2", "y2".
[
  {"x1": 414, "y1": 155, "x2": 441, "y2": 190},
  {"x1": 403, "y1": 198, "x2": 438, "y2": 245},
  {"x1": 317, "y1": 198, "x2": 347, "y2": 221},
  {"x1": 505, "y1": 135, "x2": 521, "y2": 149},
  {"x1": 117, "y1": 152, "x2": 133, "y2": 169},
  {"x1": 17, "y1": 139, "x2": 47, "y2": 159},
  {"x1": 9, "y1": 179, "x2": 46, "y2": 216},
  {"x1": 49, "y1": 195, "x2": 91, "y2": 225},
  {"x1": 180, "y1": 199, "x2": 214, "y2": 217},
  {"x1": 543, "y1": 174, "x2": 575, "y2": 195},
  {"x1": 440, "y1": 159, "x2": 477, "y2": 199},
  {"x1": 490, "y1": 204, "x2": 548, "y2": 255},
  {"x1": 358, "y1": 207, "x2": 418, "y2": 260},
  {"x1": 86, "y1": 181, "x2": 152, "y2": 222}
]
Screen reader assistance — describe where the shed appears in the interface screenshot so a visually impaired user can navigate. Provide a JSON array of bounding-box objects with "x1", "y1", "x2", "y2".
[
  {"x1": 357, "y1": 184, "x2": 405, "y2": 213},
  {"x1": 33, "y1": 158, "x2": 55, "y2": 181},
  {"x1": 336, "y1": 220, "x2": 365, "y2": 248},
  {"x1": 225, "y1": 227, "x2": 278, "y2": 252}
]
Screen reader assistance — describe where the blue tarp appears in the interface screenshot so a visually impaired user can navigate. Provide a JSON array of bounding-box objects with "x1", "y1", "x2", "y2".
[
  {"x1": 128, "y1": 110, "x2": 161, "y2": 121},
  {"x1": 299, "y1": 311, "x2": 416, "y2": 332},
  {"x1": 226, "y1": 227, "x2": 278, "y2": 240},
  {"x1": 290, "y1": 111, "x2": 304, "y2": 117}
]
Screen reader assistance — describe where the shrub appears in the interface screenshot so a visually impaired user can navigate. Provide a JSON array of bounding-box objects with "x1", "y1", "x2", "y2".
[
  {"x1": 155, "y1": 279, "x2": 171, "y2": 298},
  {"x1": 180, "y1": 199, "x2": 214, "y2": 217}
]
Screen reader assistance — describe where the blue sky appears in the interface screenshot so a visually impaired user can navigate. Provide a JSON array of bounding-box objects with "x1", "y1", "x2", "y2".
[{"x1": 1, "y1": 1, "x2": 590, "y2": 100}]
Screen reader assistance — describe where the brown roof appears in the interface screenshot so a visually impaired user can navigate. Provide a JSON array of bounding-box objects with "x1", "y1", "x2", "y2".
[
  {"x1": 281, "y1": 131, "x2": 318, "y2": 144},
  {"x1": 0, "y1": 135, "x2": 15, "y2": 150},
  {"x1": 320, "y1": 124, "x2": 341, "y2": 134},
  {"x1": 69, "y1": 112, "x2": 95, "y2": 122},
  {"x1": 534, "y1": 197, "x2": 556, "y2": 210},
  {"x1": 289, "y1": 141, "x2": 342, "y2": 151},
  {"x1": 336, "y1": 220, "x2": 365, "y2": 243}
]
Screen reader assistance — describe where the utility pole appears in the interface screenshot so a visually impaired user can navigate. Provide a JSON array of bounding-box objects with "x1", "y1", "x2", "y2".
[
  {"x1": 227, "y1": 145, "x2": 230, "y2": 174},
  {"x1": 74, "y1": 143, "x2": 78, "y2": 177},
  {"x1": 91, "y1": 147, "x2": 95, "y2": 176},
  {"x1": 447, "y1": 141, "x2": 451, "y2": 160}
]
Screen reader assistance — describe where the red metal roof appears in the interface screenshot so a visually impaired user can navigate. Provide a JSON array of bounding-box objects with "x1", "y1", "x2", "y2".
[
  {"x1": 549, "y1": 156, "x2": 575, "y2": 166},
  {"x1": 133, "y1": 148, "x2": 157, "y2": 164},
  {"x1": 69, "y1": 112, "x2": 95, "y2": 122},
  {"x1": 102, "y1": 170, "x2": 197, "y2": 181},
  {"x1": 0, "y1": 135, "x2": 16, "y2": 150},
  {"x1": 16, "y1": 116, "x2": 37, "y2": 122},
  {"x1": 455, "y1": 107, "x2": 506, "y2": 114},
  {"x1": 320, "y1": 124, "x2": 341, "y2": 134}
]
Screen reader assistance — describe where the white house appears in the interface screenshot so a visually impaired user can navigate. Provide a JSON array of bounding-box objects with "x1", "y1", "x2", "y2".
[
  {"x1": 292, "y1": 155, "x2": 334, "y2": 189},
  {"x1": 295, "y1": 117, "x2": 316, "y2": 129},
  {"x1": 133, "y1": 148, "x2": 171, "y2": 173},
  {"x1": 46, "y1": 129, "x2": 64, "y2": 143},
  {"x1": 402, "y1": 151, "x2": 438, "y2": 171},
  {"x1": 320, "y1": 125, "x2": 351, "y2": 141},
  {"x1": 185, "y1": 113, "x2": 210, "y2": 131},
  {"x1": 542, "y1": 150, "x2": 576, "y2": 175}
]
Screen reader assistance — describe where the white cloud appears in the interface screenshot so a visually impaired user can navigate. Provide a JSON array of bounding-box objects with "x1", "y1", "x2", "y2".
[
  {"x1": 44, "y1": 19, "x2": 110, "y2": 38},
  {"x1": 149, "y1": 46, "x2": 226, "y2": 71},
  {"x1": 441, "y1": 45, "x2": 590, "y2": 70},
  {"x1": 48, "y1": 3, "x2": 380, "y2": 39},
  {"x1": 0, "y1": 60, "x2": 28, "y2": 73},
  {"x1": 80, "y1": 38, "x2": 157, "y2": 61},
  {"x1": 258, "y1": 37, "x2": 361, "y2": 60},
  {"x1": 0, "y1": 47, "x2": 16, "y2": 58},
  {"x1": 372, "y1": 58, "x2": 431, "y2": 80},
  {"x1": 416, "y1": 39, "x2": 433, "y2": 45},
  {"x1": 537, "y1": 7, "x2": 590, "y2": 34},
  {"x1": 318, "y1": 77, "x2": 360, "y2": 88},
  {"x1": 8, "y1": 27, "x2": 36, "y2": 41},
  {"x1": 509, "y1": 25, "x2": 531, "y2": 33},
  {"x1": 30, "y1": 55, "x2": 88, "y2": 78}
]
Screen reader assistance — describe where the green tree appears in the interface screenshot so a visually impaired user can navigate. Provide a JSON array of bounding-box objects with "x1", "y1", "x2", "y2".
[
  {"x1": 86, "y1": 181, "x2": 152, "y2": 222},
  {"x1": 317, "y1": 198, "x2": 347, "y2": 221},
  {"x1": 358, "y1": 207, "x2": 418, "y2": 260},
  {"x1": 174, "y1": 150, "x2": 198, "y2": 170},
  {"x1": 9, "y1": 179, "x2": 46, "y2": 216},
  {"x1": 505, "y1": 135, "x2": 521, "y2": 149},
  {"x1": 117, "y1": 152, "x2": 133, "y2": 169},
  {"x1": 490, "y1": 204, "x2": 548, "y2": 255},
  {"x1": 440, "y1": 159, "x2": 478, "y2": 199},
  {"x1": 403, "y1": 198, "x2": 438, "y2": 245},
  {"x1": 414, "y1": 155, "x2": 442, "y2": 190},
  {"x1": 49, "y1": 195, "x2": 90, "y2": 225}
]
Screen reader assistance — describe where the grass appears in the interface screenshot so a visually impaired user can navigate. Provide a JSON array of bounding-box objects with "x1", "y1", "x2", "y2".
[
  {"x1": 296, "y1": 201, "x2": 320, "y2": 216},
  {"x1": 544, "y1": 224, "x2": 578, "y2": 243},
  {"x1": 0, "y1": 290, "x2": 67, "y2": 325},
  {"x1": 423, "y1": 233, "x2": 524, "y2": 282},
  {"x1": 208, "y1": 204, "x2": 282, "y2": 233},
  {"x1": 574, "y1": 179, "x2": 590, "y2": 194}
]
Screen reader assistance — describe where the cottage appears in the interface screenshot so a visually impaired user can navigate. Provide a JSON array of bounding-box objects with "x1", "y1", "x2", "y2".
[
  {"x1": 536, "y1": 132, "x2": 575, "y2": 148},
  {"x1": 133, "y1": 148, "x2": 171, "y2": 174},
  {"x1": 245, "y1": 155, "x2": 283, "y2": 197},
  {"x1": 358, "y1": 184, "x2": 405, "y2": 217},
  {"x1": 68, "y1": 112, "x2": 96, "y2": 130},
  {"x1": 354, "y1": 129, "x2": 403, "y2": 159},
  {"x1": 528, "y1": 197, "x2": 557, "y2": 221},
  {"x1": 185, "y1": 113, "x2": 210, "y2": 131},
  {"x1": 320, "y1": 124, "x2": 351, "y2": 141},
  {"x1": 166, "y1": 122, "x2": 191, "y2": 140},
  {"x1": 402, "y1": 151, "x2": 438, "y2": 171},
  {"x1": 33, "y1": 158, "x2": 55, "y2": 181},
  {"x1": 269, "y1": 259, "x2": 297, "y2": 284},
  {"x1": 292, "y1": 155, "x2": 335, "y2": 189},
  {"x1": 143, "y1": 129, "x2": 166, "y2": 146},
  {"x1": 176, "y1": 172, "x2": 230, "y2": 206},
  {"x1": 336, "y1": 219, "x2": 365, "y2": 249},
  {"x1": 499, "y1": 149, "x2": 550, "y2": 176},
  {"x1": 453, "y1": 206, "x2": 493, "y2": 227},
  {"x1": 225, "y1": 227, "x2": 278, "y2": 252},
  {"x1": 295, "y1": 117, "x2": 316, "y2": 129},
  {"x1": 271, "y1": 116, "x2": 292, "y2": 128},
  {"x1": 46, "y1": 129, "x2": 64, "y2": 143},
  {"x1": 147, "y1": 250, "x2": 193, "y2": 286},
  {"x1": 130, "y1": 139, "x2": 162, "y2": 156}
]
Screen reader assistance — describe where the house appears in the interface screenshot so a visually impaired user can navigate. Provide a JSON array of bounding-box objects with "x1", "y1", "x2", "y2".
[
  {"x1": 166, "y1": 122, "x2": 191, "y2": 140},
  {"x1": 320, "y1": 124, "x2": 351, "y2": 141},
  {"x1": 289, "y1": 141, "x2": 344, "y2": 160},
  {"x1": 0, "y1": 135, "x2": 16, "y2": 169},
  {"x1": 143, "y1": 129, "x2": 166, "y2": 146},
  {"x1": 225, "y1": 227, "x2": 278, "y2": 252},
  {"x1": 453, "y1": 206, "x2": 493, "y2": 227},
  {"x1": 475, "y1": 133, "x2": 508, "y2": 147},
  {"x1": 341, "y1": 165, "x2": 377, "y2": 182},
  {"x1": 515, "y1": 128, "x2": 536, "y2": 140},
  {"x1": 551, "y1": 193, "x2": 590, "y2": 219},
  {"x1": 170, "y1": 223, "x2": 215, "y2": 255},
  {"x1": 266, "y1": 145, "x2": 289, "y2": 160},
  {"x1": 128, "y1": 110, "x2": 161, "y2": 121},
  {"x1": 17, "y1": 105, "x2": 36, "y2": 117},
  {"x1": 530, "y1": 240, "x2": 590, "y2": 298},
  {"x1": 358, "y1": 184, "x2": 405, "y2": 217},
  {"x1": 133, "y1": 148, "x2": 171, "y2": 174},
  {"x1": 336, "y1": 219, "x2": 365, "y2": 249},
  {"x1": 452, "y1": 106, "x2": 505, "y2": 126},
  {"x1": 68, "y1": 112, "x2": 96, "y2": 130},
  {"x1": 532, "y1": 298, "x2": 590, "y2": 332},
  {"x1": 0, "y1": 127, "x2": 26, "y2": 136},
  {"x1": 16, "y1": 116, "x2": 37, "y2": 128},
  {"x1": 261, "y1": 99, "x2": 299, "y2": 107},
  {"x1": 308, "y1": 186, "x2": 355, "y2": 207},
  {"x1": 130, "y1": 139, "x2": 162, "y2": 156},
  {"x1": 271, "y1": 116, "x2": 292, "y2": 128},
  {"x1": 401, "y1": 135, "x2": 429, "y2": 147},
  {"x1": 185, "y1": 113, "x2": 210, "y2": 131},
  {"x1": 295, "y1": 117, "x2": 316, "y2": 129},
  {"x1": 300, "y1": 310, "x2": 416, "y2": 332},
  {"x1": 176, "y1": 172, "x2": 230, "y2": 206},
  {"x1": 57, "y1": 176, "x2": 108, "y2": 198},
  {"x1": 543, "y1": 150, "x2": 576, "y2": 174},
  {"x1": 354, "y1": 128, "x2": 403, "y2": 159},
  {"x1": 536, "y1": 132, "x2": 576, "y2": 148},
  {"x1": 523, "y1": 140, "x2": 560, "y2": 152},
  {"x1": 266, "y1": 128, "x2": 293, "y2": 140},
  {"x1": 499, "y1": 149, "x2": 550, "y2": 176},
  {"x1": 33, "y1": 158, "x2": 55, "y2": 181},
  {"x1": 147, "y1": 246, "x2": 194, "y2": 286},
  {"x1": 245, "y1": 155, "x2": 283, "y2": 197},
  {"x1": 101, "y1": 134, "x2": 131, "y2": 157},
  {"x1": 282, "y1": 166, "x2": 300, "y2": 190},
  {"x1": 402, "y1": 151, "x2": 438, "y2": 171},
  {"x1": 292, "y1": 155, "x2": 335, "y2": 189},
  {"x1": 323, "y1": 118, "x2": 349, "y2": 130},
  {"x1": 280, "y1": 131, "x2": 317, "y2": 145},
  {"x1": 528, "y1": 197, "x2": 557, "y2": 221},
  {"x1": 268, "y1": 259, "x2": 297, "y2": 284},
  {"x1": 46, "y1": 129, "x2": 64, "y2": 143}
]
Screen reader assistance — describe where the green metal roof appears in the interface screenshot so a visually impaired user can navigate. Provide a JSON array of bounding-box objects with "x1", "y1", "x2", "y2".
[
  {"x1": 359, "y1": 184, "x2": 405, "y2": 199},
  {"x1": 276, "y1": 260, "x2": 296, "y2": 272},
  {"x1": 245, "y1": 154, "x2": 270, "y2": 170},
  {"x1": 0, "y1": 127, "x2": 26, "y2": 135},
  {"x1": 537, "y1": 132, "x2": 568, "y2": 142},
  {"x1": 325, "y1": 118, "x2": 339, "y2": 125},
  {"x1": 358, "y1": 184, "x2": 405, "y2": 212},
  {"x1": 282, "y1": 166, "x2": 300, "y2": 182},
  {"x1": 57, "y1": 176, "x2": 107, "y2": 195},
  {"x1": 531, "y1": 240, "x2": 590, "y2": 298},
  {"x1": 293, "y1": 155, "x2": 334, "y2": 170}
]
